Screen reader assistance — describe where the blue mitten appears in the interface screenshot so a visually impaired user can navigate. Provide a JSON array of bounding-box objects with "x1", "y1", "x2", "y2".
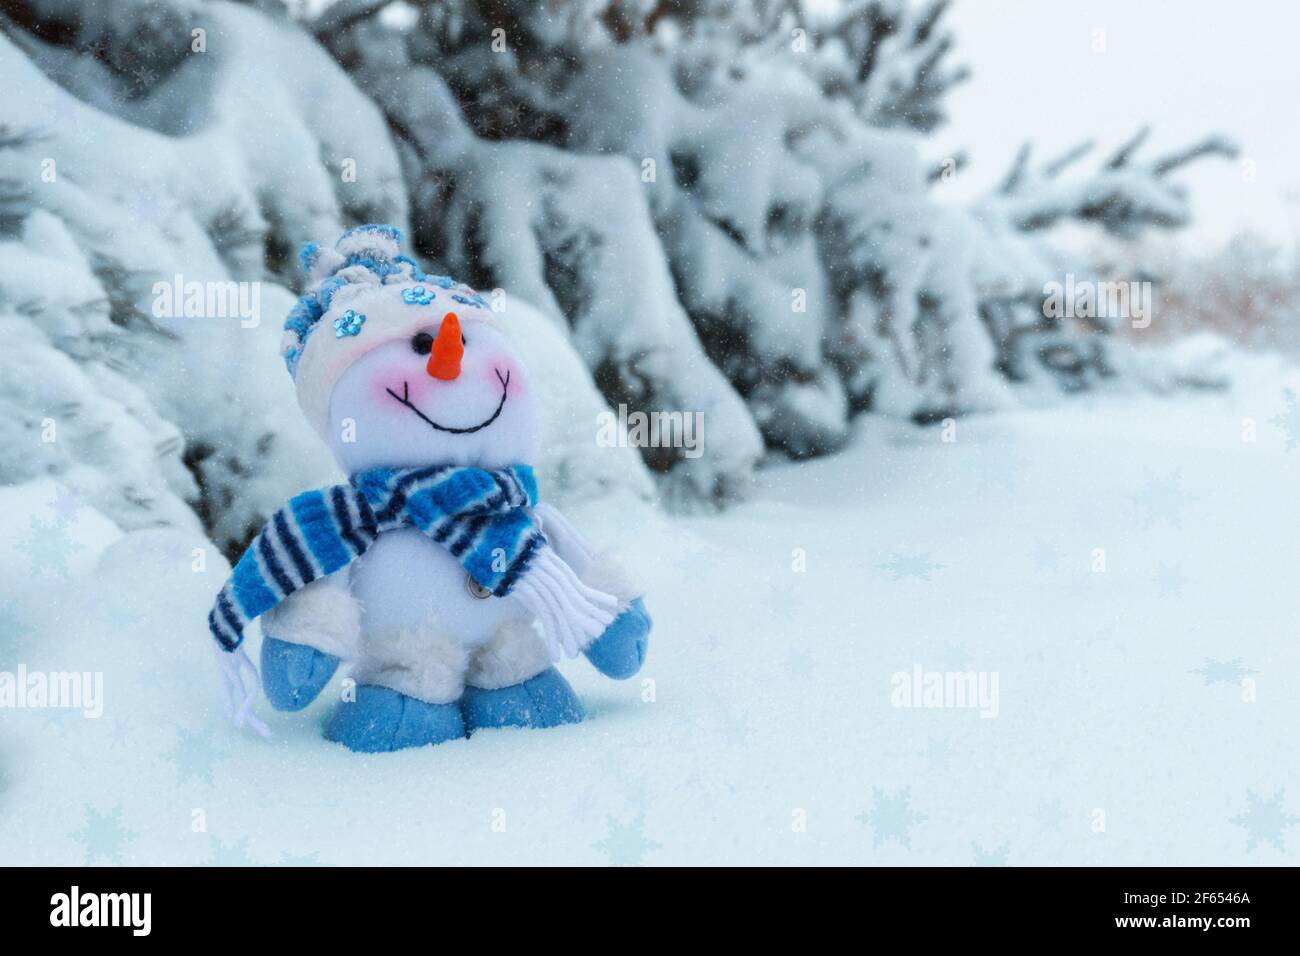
[
  {"x1": 583, "y1": 598, "x2": 652, "y2": 680},
  {"x1": 261, "y1": 635, "x2": 340, "y2": 712}
]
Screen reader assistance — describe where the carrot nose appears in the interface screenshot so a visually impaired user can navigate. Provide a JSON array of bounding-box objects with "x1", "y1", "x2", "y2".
[{"x1": 427, "y1": 312, "x2": 463, "y2": 380}]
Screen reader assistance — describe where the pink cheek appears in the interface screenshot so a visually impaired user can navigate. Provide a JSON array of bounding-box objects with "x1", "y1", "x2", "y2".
[
  {"x1": 369, "y1": 365, "x2": 434, "y2": 408},
  {"x1": 483, "y1": 358, "x2": 521, "y2": 394}
]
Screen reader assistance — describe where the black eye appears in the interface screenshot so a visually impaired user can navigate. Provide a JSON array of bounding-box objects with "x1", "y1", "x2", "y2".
[
  {"x1": 461, "y1": 334, "x2": 467, "y2": 346},
  {"x1": 411, "y1": 332, "x2": 433, "y2": 355}
]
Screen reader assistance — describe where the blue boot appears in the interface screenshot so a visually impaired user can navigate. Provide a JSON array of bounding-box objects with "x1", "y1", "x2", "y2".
[
  {"x1": 325, "y1": 685, "x2": 466, "y2": 752},
  {"x1": 583, "y1": 598, "x2": 652, "y2": 679},
  {"x1": 461, "y1": 667, "x2": 584, "y2": 733},
  {"x1": 261, "y1": 635, "x2": 339, "y2": 712}
]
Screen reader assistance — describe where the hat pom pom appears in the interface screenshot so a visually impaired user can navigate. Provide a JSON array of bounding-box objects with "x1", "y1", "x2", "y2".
[
  {"x1": 300, "y1": 241, "x2": 348, "y2": 288},
  {"x1": 299, "y1": 224, "x2": 407, "y2": 293},
  {"x1": 334, "y1": 224, "x2": 402, "y2": 264}
]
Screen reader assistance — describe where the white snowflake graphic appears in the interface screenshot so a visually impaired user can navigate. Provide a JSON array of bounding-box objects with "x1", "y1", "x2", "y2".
[
  {"x1": 972, "y1": 840, "x2": 1010, "y2": 866},
  {"x1": 16, "y1": 516, "x2": 84, "y2": 578},
  {"x1": 48, "y1": 486, "x2": 85, "y2": 523},
  {"x1": 858, "y1": 786, "x2": 927, "y2": 849},
  {"x1": 592, "y1": 814, "x2": 661, "y2": 866},
  {"x1": 206, "y1": 837, "x2": 255, "y2": 866},
  {"x1": 165, "y1": 726, "x2": 226, "y2": 786},
  {"x1": 1191, "y1": 657, "x2": 1256, "y2": 686},
  {"x1": 71, "y1": 805, "x2": 137, "y2": 865},
  {"x1": 1231, "y1": 789, "x2": 1298, "y2": 852}
]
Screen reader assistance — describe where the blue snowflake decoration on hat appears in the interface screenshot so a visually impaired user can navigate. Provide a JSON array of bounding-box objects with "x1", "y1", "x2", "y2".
[
  {"x1": 334, "y1": 309, "x2": 366, "y2": 338},
  {"x1": 452, "y1": 292, "x2": 490, "y2": 309},
  {"x1": 280, "y1": 227, "x2": 465, "y2": 378}
]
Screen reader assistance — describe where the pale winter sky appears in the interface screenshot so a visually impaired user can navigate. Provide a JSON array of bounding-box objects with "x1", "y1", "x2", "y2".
[{"x1": 928, "y1": 0, "x2": 1300, "y2": 251}]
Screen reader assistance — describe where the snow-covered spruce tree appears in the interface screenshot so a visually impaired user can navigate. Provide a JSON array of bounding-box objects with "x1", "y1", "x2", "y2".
[
  {"x1": 0, "y1": 123, "x2": 200, "y2": 534},
  {"x1": 0, "y1": 0, "x2": 650, "y2": 559},
  {"x1": 0, "y1": 0, "x2": 1236, "y2": 546},
  {"x1": 312, "y1": 0, "x2": 1234, "y2": 456},
  {"x1": 0, "y1": 0, "x2": 393, "y2": 552},
  {"x1": 968, "y1": 128, "x2": 1237, "y2": 396},
  {"x1": 312, "y1": 1, "x2": 766, "y2": 504}
]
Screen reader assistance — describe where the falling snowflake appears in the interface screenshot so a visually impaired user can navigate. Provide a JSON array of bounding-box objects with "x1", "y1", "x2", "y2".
[
  {"x1": 165, "y1": 727, "x2": 225, "y2": 786},
  {"x1": 1151, "y1": 562, "x2": 1188, "y2": 596},
  {"x1": 1191, "y1": 657, "x2": 1256, "y2": 686},
  {"x1": 1231, "y1": 789, "x2": 1298, "y2": 852},
  {"x1": 16, "y1": 516, "x2": 84, "y2": 578},
  {"x1": 857, "y1": 786, "x2": 926, "y2": 849},
  {"x1": 71, "y1": 805, "x2": 137, "y2": 865},
  {"x1": 130, "y1": 64, "x2": 156, "y2": 92},
  {"x1": 972, "y1": 840, "x2": 1010, "y2": 866},
  {"x1": 1268, "y1": 389, "x2": 1300, "y2": 451},
  {"x1": 592, "y1": 814, "x2": 661, "y2": 866},
  {"x1": 877, "y1": 551, "x2": 944, "y2": 581},
  {"x1": 1131, "y1": 468, "x2": 1196, "y2": 529}
]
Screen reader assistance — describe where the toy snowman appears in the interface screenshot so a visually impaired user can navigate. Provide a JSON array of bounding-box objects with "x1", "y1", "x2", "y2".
[{"x1": 207, "y1": 225, "x2": 651, "y2": 752}]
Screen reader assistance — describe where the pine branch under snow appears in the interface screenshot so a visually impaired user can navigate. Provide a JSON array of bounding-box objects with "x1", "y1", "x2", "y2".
[{"x1": 0, "y1": 0, "x2": 1241, "y2": 539}]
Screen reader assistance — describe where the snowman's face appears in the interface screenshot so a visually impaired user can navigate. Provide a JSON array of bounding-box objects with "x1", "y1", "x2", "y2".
[{"x1": 325, "y1": 319, "x2": 541, "y2": 473}]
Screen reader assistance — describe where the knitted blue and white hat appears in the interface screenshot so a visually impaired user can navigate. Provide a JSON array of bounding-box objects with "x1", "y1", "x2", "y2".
[{"x1": 281, "y1": 224, "x2": 499, "y2": 438}]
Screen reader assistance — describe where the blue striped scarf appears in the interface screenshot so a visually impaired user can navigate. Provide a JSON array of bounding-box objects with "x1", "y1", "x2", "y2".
[{"x1": 209, "y1": 465, "x2": 543, "y2": 652}]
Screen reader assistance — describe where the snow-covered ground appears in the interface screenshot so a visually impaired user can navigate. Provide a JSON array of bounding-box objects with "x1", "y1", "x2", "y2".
[{"x1": 2, "y1": 356, "x2": 1299, "y2": 865}]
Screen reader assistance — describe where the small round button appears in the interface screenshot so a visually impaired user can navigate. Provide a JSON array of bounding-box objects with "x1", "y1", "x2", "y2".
[{"x1": 466, "y1": 574, "x2": 492, "y2": 599}]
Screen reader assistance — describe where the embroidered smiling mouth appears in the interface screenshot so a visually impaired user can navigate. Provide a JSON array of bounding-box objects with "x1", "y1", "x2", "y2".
[{"x1": 386, "y1": 368, "x2": 510, "y2": 434}]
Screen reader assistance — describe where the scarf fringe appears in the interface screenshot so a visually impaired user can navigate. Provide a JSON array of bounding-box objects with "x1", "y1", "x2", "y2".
[{"x1": 513, "y1": 548, "x2": 620, "y2": 660}]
